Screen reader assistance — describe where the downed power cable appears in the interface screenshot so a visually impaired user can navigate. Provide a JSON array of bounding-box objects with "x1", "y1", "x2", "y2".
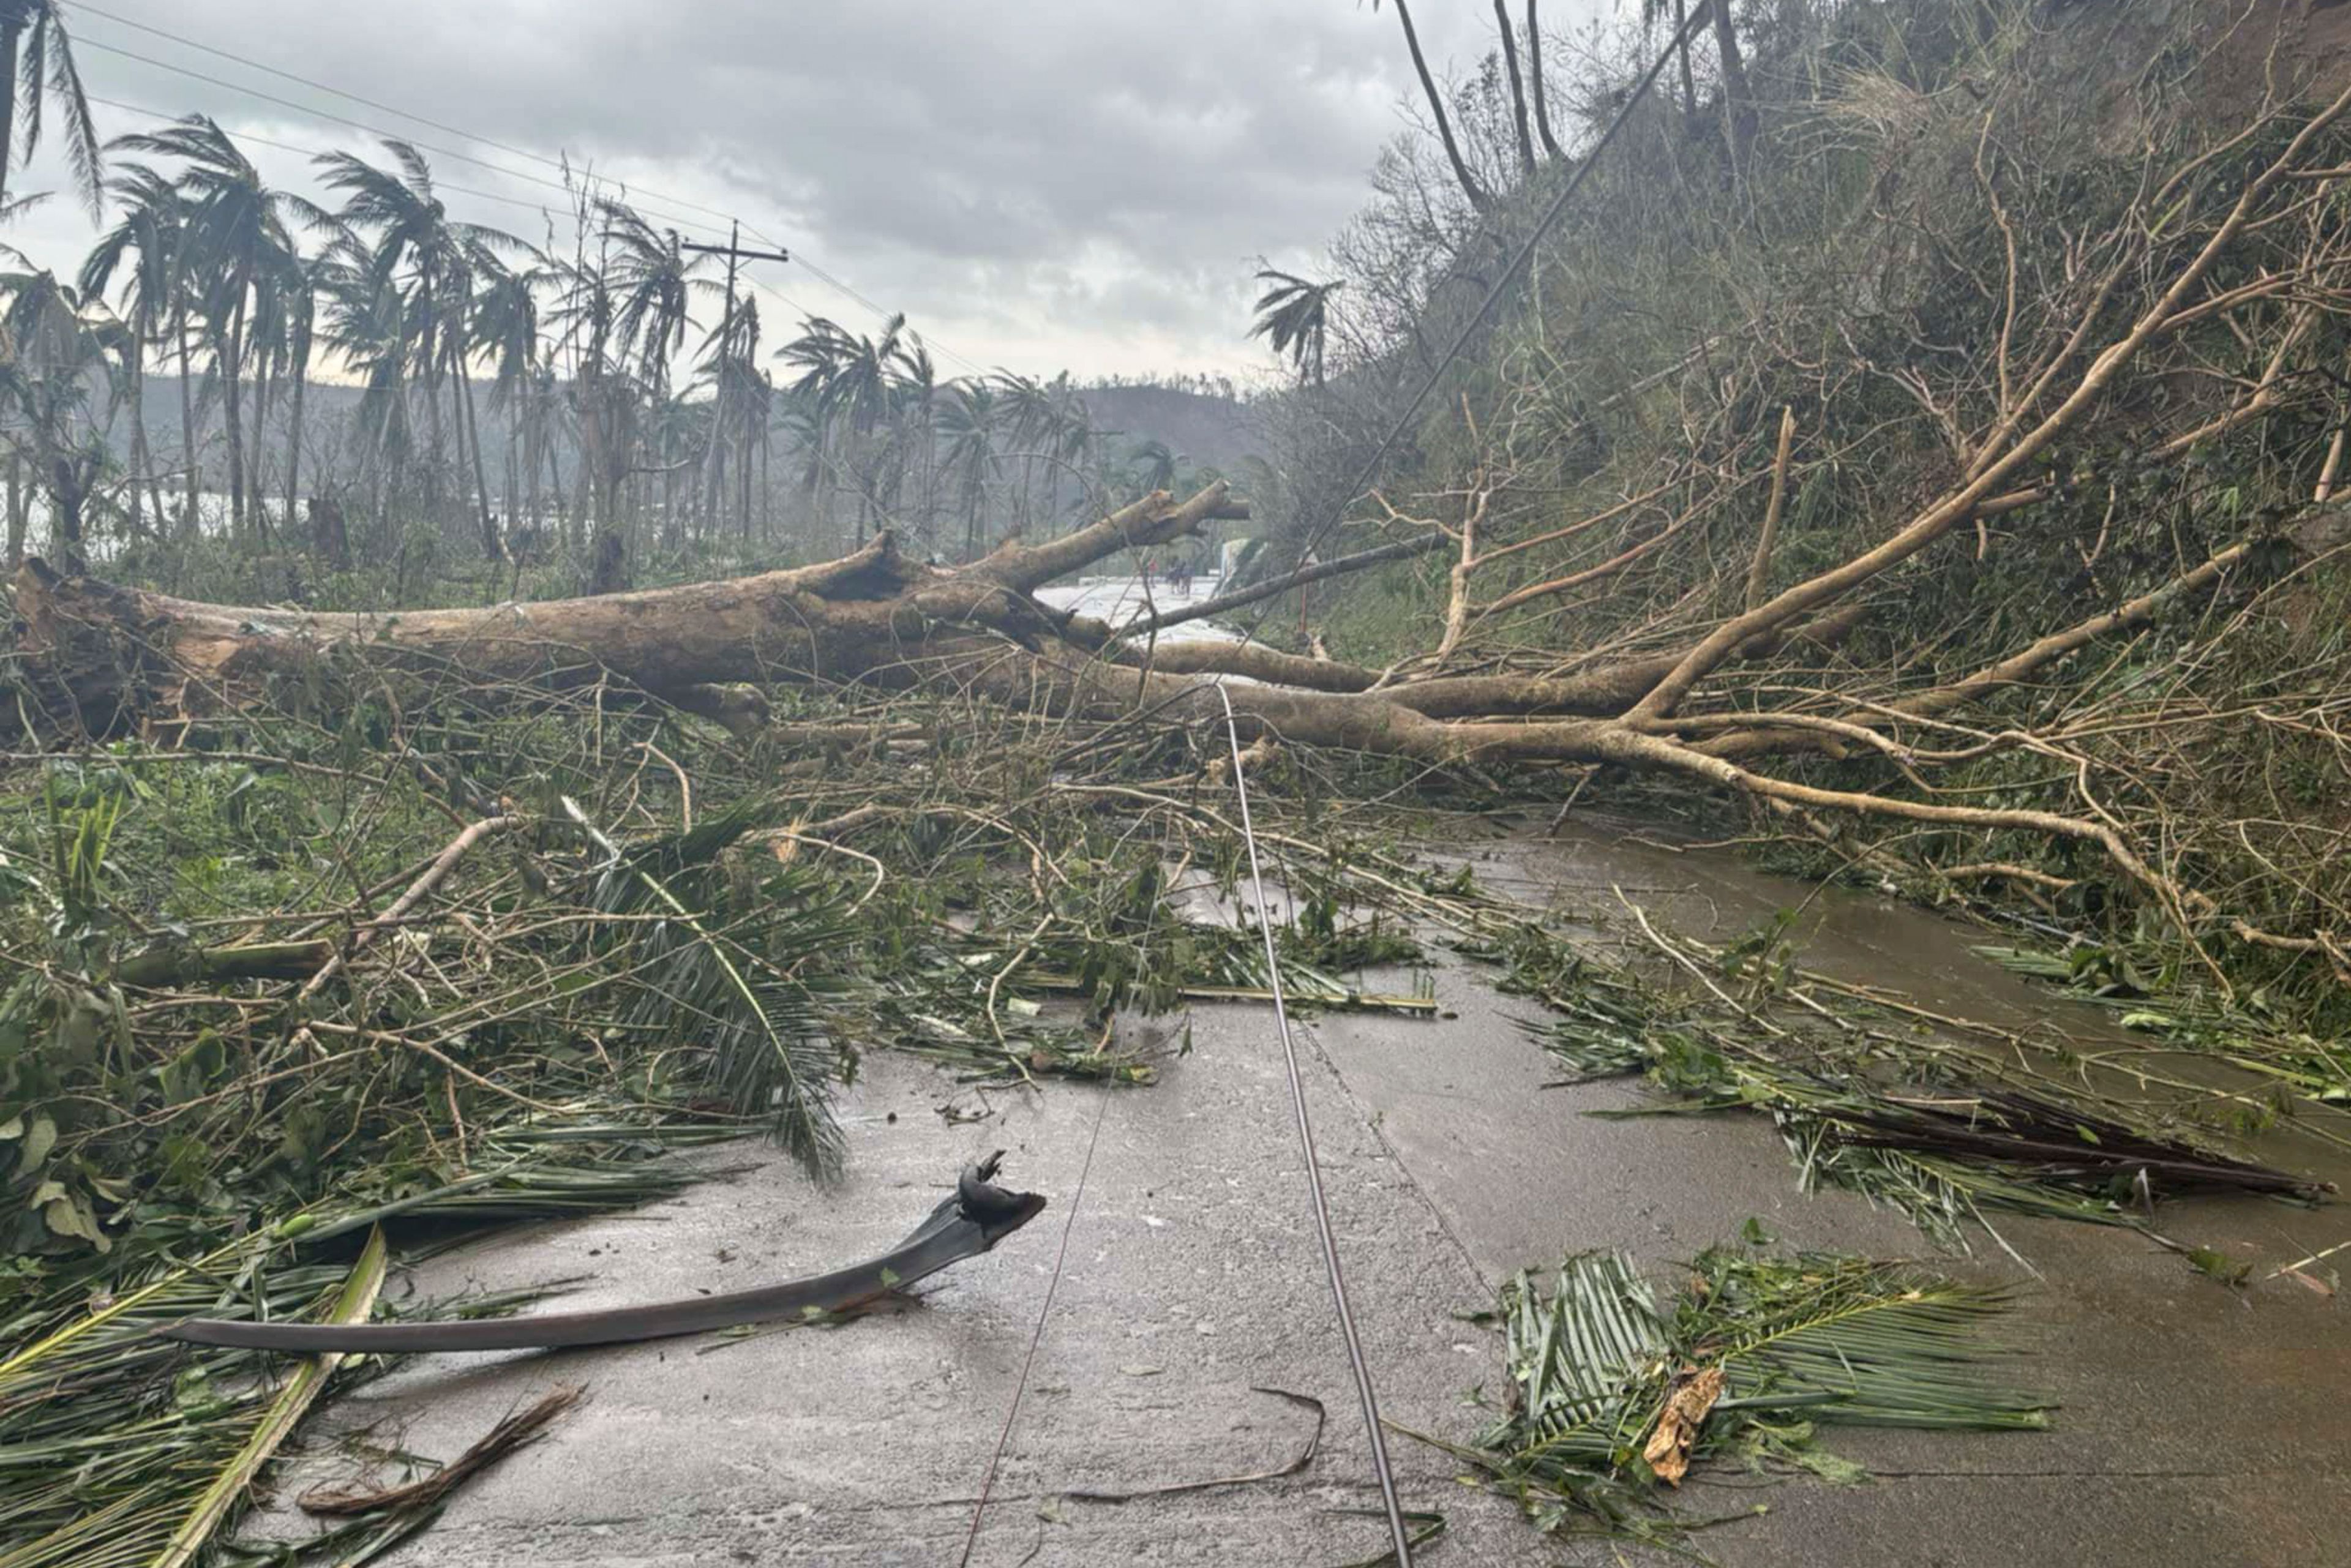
[{"x1": 159, "y1": 1155, "x2": 1046, "y2": 1354}]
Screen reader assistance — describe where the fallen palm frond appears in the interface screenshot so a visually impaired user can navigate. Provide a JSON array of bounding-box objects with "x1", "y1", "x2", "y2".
[
  {"x1": 1976, "y1": 944, "x2": 2351, "y2": 1106},
  {"x1": 154, "y1": 1229, "x2": 389, "y2": 1568},
  {"x1": 573, "y1": 794, "x2": 852, "y2": 1179},
  {"x1": 298, "y1": 1385, "x2": 583, "y2": 1518},
  {"x1": 1515, "y1": 902, "x2": 2330, "y2": 1247},
  {"x1": 1434, "y1": 1247, "x2": 2048, "y2": 1543},
  {"x1": 1539, "y1": 1000, "x2": 2323, "y2": 1244},
  {"x1": 0, "y1": 1150, "x2": 681, "y2": 1568}
]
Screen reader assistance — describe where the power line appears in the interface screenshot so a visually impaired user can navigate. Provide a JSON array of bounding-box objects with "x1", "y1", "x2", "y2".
[
  {"x1": 76, "y1": 9, "x2": 986, "y2": 370},
  {"x1": 1206, "y1": 678, "x2": 1414, "y2": 1564},
  {"x1": 77, "y1": 32, "x2": 742, "y2": 243},
  {"x1": 77, "y1": 3, "x2": 754, "y2": 231}
]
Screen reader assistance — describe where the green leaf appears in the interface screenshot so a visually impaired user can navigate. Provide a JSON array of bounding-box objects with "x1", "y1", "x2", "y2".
[{"x1": 18, "y1": 1111, "x2": 56, "y2": 1172}]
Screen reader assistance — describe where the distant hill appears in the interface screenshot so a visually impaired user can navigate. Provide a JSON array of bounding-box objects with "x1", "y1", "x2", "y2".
[{"x1": 1081, "y1": 383, "x2": 1264, "y2": 476}]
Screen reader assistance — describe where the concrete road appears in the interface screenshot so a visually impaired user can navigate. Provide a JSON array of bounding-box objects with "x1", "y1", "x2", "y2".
[{"x1": 267, "y1": 827, "x2": 2350, "y2": 1567}]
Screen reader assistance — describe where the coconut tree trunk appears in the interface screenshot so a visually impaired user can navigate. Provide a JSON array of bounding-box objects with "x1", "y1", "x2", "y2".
[
  {"x1": 219, "y1": 294, "x2": 249, "y2": 537},
  {"x1": 47, "y1": 455, "x2": 86, "y2": 575},
  {"x1": 249, "y1": 350, "x2": 273, "y2": 540},
  {"x1": 283, "y1": 354, "x2": 307, "y2": 534},
  {"x1": 521, "y1": 407, "x2": 537, "y2": 538},
  {"x1": 1493, "y1": 1, "x2": 1537, "y2": 178},
  {"x1": 4, "y1": 456, "x2": 26, "y2": 568},
  {"x1": 505, "y1": 407, "x2": 520, "y2": 550},
  {"x1": 124, "y1": 347, "x2": 151, "y2": 539},
  {"x1": 457, "y1": 359, "x2": 500, "y2": 560},
  {"x1": 176, "y1": 318, "x2": 199, "y2": 535},
  {"x1": 0, "y1": 24, "x2": 22, "y2": 214},
  {"x1": 1524, "y1": 2, "x2": 1564, "y2": 161},
  {"x1": 1711, "y1": 0, "x2": 1758, "y2": 174},
  {"x1": 1389, "y1": 0, "x2": 1491, "y2": 212}
]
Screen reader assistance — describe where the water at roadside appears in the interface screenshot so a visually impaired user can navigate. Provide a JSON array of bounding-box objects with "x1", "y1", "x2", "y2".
[{"x1": 1034, "y1": 571, "x2": 1237, "y2": 644}]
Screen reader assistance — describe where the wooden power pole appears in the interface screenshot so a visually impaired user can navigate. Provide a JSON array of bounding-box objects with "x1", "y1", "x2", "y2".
[{"x1": 682, "y1": 223, "x2": 790, "y2": 532}]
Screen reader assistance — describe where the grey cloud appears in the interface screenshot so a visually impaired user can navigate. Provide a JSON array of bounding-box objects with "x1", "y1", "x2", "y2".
[{"x1": 12, "y1": 0, "x2": 1555, "y2": 377}]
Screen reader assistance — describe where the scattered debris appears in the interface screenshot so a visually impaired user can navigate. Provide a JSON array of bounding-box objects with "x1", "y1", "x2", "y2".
[
  {"x1": 299, "y1": 1386, "x2": 584, "y2": 1517},
  {"x1": 163, "y1": 1156, "x2": 1045, "y2": 1354},
  {"x1": 1640, "y1": 1365, "x2": 1725, "y2": 1486},
  {"x1": 1418, "y1": 1247, "x2": 2050, "y2": 1544}
]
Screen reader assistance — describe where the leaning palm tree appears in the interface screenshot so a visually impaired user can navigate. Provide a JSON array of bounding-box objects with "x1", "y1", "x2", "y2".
[
  {"x1": 315, "y1": 140, "x2": 525, "y2": 557},
  {"x1": 0, "y1": 0, "x2": 101, "y2": 217},
  {"x1": 79, "y1": 165, "x2": 182, "y2": 536},
  {"x1": 778, "y1": 312, "x2": 919, "y2": 546},
  {"x1": 111, "y1": 115, "x2": 301, "y2": 536},
  {"x1": 1373, "y1": 0, "x2": 1488, "y2": 213},
  {"x1": 1128, "y1": 437, "x2": 1179, "y2": 497},
  {"x1": 271, "y1": 247, "x2": 320, "y2": 534},
  {"x1": 315, "y1": 231, "x2": 413, "y2": 513},
  {"x1": 991, "y1": 369, "x2": 1056, "y2": 533},
  {"x1": 473, "y1": 251, "x2": 544, "y2": 544},
  {"x1": 1249, "y1": 269, "x2": 1343, "y2": 386},
  {"x1": 601, "y1": 201, "x2": 711, "y2": 397}
]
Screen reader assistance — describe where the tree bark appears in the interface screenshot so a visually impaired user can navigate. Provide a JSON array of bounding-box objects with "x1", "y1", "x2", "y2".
[
  {"x1": 1710, "y1": 0, "x2": 1758, "y2": 175},
  {"x1": 177, "y1": 312, "x2": 200, "y2": 536},
  {"x1": 1524, "y1": 1, "x2": 1564, "y2": 161},
  {"x1": 0, "y1": 23, "x2": 21, "y2": 216},
  {"x1": 1493, "y1": 0, "x2": 1538, "y2": 177}
]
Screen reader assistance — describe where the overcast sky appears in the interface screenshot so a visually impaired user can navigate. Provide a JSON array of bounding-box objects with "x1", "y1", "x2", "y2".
[{"x1": 3, "y1": 1, "x2": 1607, "y2": 384}]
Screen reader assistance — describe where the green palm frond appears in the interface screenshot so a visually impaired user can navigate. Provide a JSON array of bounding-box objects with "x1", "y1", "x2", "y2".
[
  {"x1": 569, "y1": 797, "x2": 850, "y2": 1181},
  {"x1": 1456, "y1": 1245, "x2": 2050, "y2": 1540}
]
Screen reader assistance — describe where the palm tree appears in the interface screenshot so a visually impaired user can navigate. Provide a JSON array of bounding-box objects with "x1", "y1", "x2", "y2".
[
  {"x1": 0, "y1": 265, "x2": 130, "y2": 570},
  {"x1": 315, "y1": 231, "x2": 412, "y2": 516},
  {"x1": 936, "y1": 377, "x2": 1001, "y2": 558},
  {"x1": 1250, "y1": 269, "x2": 1343, "y2": 385},
  {"x1": 112, "y1": 115, "x2": 300, "y2": 536},
  {"x1": 602, "y1": 203, "x2": 711, "y2": 395},
  {"x1": 545, "y1": 241, "x2": 639, "y2": 590},
  {"x1": 1523, "y1": 2, "x2": 1564, "y2": 160},
  {"x1": 1128, "y1": 438, "x2": 1179, "y2": 497},
  {"x1": 992, "y1": 369, "x2": 1055, "y2": 533},
  {"x1": 0, "y1": 1, "x2": 100, "y2": 218},
  {"x1": 778, "y1": 312, "x2": 918, "y2": 546},
  {"x1": 1492, "y1": 0, "x2": 1537, "y2": 178},
  {"x1": 474, "y1": 252, "x2": 544, "y2": 544},
  {"x1": 316, "y1": 140, "x2": 525, "y2": 557},
  {"x1": 85, "y1": 164, "x2": 201, "y2": 533},
  {"x1": 272, "y1": 249, "x2": 320, "y2": 535},
  {"x1": 79, "y1": 165, "x2": 184, "y2": 536}
]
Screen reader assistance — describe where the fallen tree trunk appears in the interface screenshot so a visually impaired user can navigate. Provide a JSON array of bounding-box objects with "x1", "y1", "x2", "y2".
[{"x1": 3, "y1": 476, "x2": 2320, "y2": 980}]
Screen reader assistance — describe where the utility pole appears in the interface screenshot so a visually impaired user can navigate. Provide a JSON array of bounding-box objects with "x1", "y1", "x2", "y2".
[{"x1": 682, "y1": 223, "x2": 789, "y2": 533}]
